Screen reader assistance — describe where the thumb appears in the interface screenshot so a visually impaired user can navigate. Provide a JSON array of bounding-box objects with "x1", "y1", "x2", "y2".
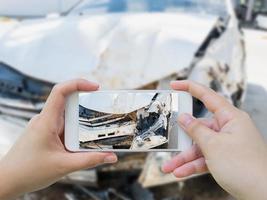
[
  {"x1": 64, "y1": 152, "x2": 118, "y2": 172},
  {"x1": 178, "y1": 113, "x2": 215, "y2": 153}
]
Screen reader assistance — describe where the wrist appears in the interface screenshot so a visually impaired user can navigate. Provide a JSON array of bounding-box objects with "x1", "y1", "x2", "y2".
[
  {"x1": 0, "y1": 162, "x2": 11, "y2": 199},
  {"x1": 242, "y1": 153, "x2": 267, "y2": 200},
  {"x1": 0, "y1": 160, "x2": 20, "y2": 200}
]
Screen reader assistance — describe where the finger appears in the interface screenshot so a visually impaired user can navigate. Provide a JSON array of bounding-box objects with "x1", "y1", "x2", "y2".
[
  {"x1": 173, "y1": 157, "x2": 208, "y2": 178},
  {"x1": 171, "y1": 80, "x2": 237, "y2": 127},
  {"x1": 171, "y1": 80, "x2": 232, "y2": 113},
  {"x1": 162, "y1": 144, "x2": 203, "y2": 173},
  {"x1": 42, "y1": 79, "x2": 99, "y2": 122},
  {"x1": 65, "y1": 152, "x2": 118, "y2": 172},
  {"x1": 198, "y1": 118, "x2": 220, "y2": 132},
  {"x1": 178, "y1": 113, "x2": 216, "y2": 152}
]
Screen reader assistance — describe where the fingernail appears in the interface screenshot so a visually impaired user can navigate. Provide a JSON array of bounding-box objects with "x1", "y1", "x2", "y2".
[
  {"x1": 179, "y1": 113, "x2": 194, "y2": 128},
  {"x1": 82, "y1": 79, "x2": 99, "y2": 87},
  {"x1": 104, "y1": 155, "x2": 117, "y2": 163},
  {"x1": 90, "y1": 82, "x2": 100, "y2": 88},
  {"x1": 161, "y1": 162, "x2": 171, "y2": 173},
  {"x1": 173, "y1": 168, "x2": 185, "y2": 178},
  {"x1": 161, "y1": 165, "x2": 167, "y2": 173}
]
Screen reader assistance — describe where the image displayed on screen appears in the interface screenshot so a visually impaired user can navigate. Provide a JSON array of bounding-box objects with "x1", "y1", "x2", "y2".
[{"x1": 78, "y1": 92, "x2": 179, "y2": 150}]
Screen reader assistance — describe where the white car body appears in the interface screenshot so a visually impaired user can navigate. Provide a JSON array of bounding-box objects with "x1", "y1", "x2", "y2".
[
  {"x1": 256, "y1": 14, "x2": 267, "y2": 30},
  {"x1": 0, "y1": 13, "x2": 216, "y2": 88},
  {"x1": 0, "y1": 0, "x2": 245, "y2": 94},
  {"x1": 80, "y1": 92, "x2": 156, "y2": 114}
]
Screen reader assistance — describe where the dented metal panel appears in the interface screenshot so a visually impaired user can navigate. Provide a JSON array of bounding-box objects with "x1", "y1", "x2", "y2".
[
  {"x1": 79, "y1": 92, "x2": 155, "y2": 114},
  {"x1": 0, "y1": 13, "x2": 218, "y2": 88},
  {"x1": 79, "y1": 93, "x2": 175, "y2": 150},
  {"x1": 188, "y1": 17, "x2": 246, "y2": 107}
]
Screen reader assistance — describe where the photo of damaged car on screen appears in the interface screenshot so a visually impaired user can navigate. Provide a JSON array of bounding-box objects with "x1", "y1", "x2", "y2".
[{"x1": 78, "y1": 92, "x2": 180, "y2": 150}]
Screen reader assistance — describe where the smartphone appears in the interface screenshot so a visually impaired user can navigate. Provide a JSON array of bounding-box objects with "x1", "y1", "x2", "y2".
[{"x1": 65, "y1": 90, "x2": 192, "y2": 152}]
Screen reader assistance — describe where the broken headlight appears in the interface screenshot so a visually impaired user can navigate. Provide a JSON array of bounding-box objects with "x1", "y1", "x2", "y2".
[{"x1": 0, "y1": 62, "x2": 54, "y2": 118}]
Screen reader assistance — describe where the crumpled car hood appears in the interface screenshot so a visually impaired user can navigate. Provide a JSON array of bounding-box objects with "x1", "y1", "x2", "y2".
[
  {"x1": 80, "y1": 92, "x2": 156, "y2": 114},
  {"x1": 0, "y1": 18, "x2": 18, "y2": 38},
  {"x1": 0, "y1": 13, "x2": 217, "y2": 88}
]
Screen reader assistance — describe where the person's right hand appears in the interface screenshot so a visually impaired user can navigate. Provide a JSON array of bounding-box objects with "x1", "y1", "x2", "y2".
[{"x1": 162, "y1": 81, "x2": 267, "y2": 200}]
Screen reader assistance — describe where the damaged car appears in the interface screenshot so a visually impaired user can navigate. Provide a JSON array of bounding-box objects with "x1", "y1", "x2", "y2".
[
  {"x1": 78, "y1": 92, "x2": 174, "y2": 150},
  {"x1": 0, "y1": 0, "x2": 246, "y2": 191}
]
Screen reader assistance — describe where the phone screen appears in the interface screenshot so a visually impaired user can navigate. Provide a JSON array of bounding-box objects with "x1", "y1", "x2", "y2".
[{"x1": 78, "y1": 91, "x2": 180, "y2": 150}]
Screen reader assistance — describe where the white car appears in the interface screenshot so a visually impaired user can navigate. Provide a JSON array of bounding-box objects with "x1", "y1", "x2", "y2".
[
  {"x1": 0, "y1": 0, "x2": 246, "y2": 186},
  {"x1": 256, "y1": 14, "x2": 267, "y2": 30}
]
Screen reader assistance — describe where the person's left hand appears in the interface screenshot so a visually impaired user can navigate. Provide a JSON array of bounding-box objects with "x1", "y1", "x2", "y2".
[{"x1": 0, "y1": 79, "x2": 118, "y2": 200}]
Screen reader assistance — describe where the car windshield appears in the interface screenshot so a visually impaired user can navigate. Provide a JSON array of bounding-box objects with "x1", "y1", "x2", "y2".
[{"x1": 74, "y1": 0, "x2": 228, "y2": 16}]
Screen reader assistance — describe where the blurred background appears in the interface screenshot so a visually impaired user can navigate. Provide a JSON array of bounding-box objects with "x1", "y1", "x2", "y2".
[{"x1": 0, "y1": 0, "x2": 267, "y2": 199}]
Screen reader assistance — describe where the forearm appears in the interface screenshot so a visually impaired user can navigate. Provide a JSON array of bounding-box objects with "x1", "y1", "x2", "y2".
[
  {"x1": 241, "y1": 177, "x2": 267, "y2": 200},
  {"x1": 241, "y1": 154, "x2": 267, "y2": 200},
  {"x1": 0, "y1": 162, "x2": 13, "y2": 200},
  {"x1": 250, "y1": 149, "x2": 267, "y2": 200},
  {"x1": 0, "y1": 160, "x2": 21, "y2": 200}
]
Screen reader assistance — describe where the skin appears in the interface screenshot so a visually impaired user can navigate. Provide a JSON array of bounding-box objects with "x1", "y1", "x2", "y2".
[
  {"x1": 162, "y1": 81, "x2": 267, "y2": 200},
  {"x1": 0, "y1": 79, "x2": 118, "y2": 200}
]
